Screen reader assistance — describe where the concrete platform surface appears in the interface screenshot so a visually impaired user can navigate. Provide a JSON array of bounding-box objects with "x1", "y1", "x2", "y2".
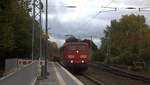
[{"x1": 38, "y1": 62, "x2": 84, "y2": 85}]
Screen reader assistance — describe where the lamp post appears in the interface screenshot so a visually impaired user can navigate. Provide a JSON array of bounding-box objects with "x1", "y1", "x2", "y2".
[
  {"x1": 32, "y1": 0, "x2": 36, "y2": 60},
  {"x1": 44, "y1": 0, "x2": 48, "y2": 78},
  {"x1": 43, "y1": 5, "x2": 76, "y2": 78},
  {"x1": 106, "y1": 28, "x2": 111, "y2": 64},
  {"x1": 39, "y1": 0, "x2": 43, "y2": 60},
  {"x1": 32, "y1": 0, "x2": 43, "y2": 60},
  {"x1": 101, "y1": 7, "x2": 117, "y2": 64}
]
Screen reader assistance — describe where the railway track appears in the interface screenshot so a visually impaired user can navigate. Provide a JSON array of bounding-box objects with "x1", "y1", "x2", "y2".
[
  {"x1": 89, "y1": 63, "x2": 150, "y2": 83},
  {"x1": 82, "y1": 74, "x2": 104, "y2": 85},
  {"x1": 76, "y1": 74, "x2": 104, "y2": 85}
]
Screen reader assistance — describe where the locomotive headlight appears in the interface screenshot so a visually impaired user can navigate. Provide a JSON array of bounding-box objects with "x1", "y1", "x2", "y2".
[
  {"x1": 80, "y1": 55, "x2": 87, "y2": 58},
  {"x1": 71, "y1": 60, "x2": 73, "y2": 63},
  {"x1": 68, "y1": 55, "x2": 74, "y2": 58}
]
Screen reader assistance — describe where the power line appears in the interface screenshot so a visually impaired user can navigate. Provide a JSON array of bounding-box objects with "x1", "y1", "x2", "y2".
[
  {"x1": 104, "y1": 0, "x2": 114, "y2": 7},
  {"x1": 100, "y1": 0, "x2": 115, "y2": 9}
]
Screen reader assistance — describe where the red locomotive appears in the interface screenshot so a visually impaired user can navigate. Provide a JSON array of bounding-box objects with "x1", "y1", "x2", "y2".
[{"x1": 60, "y1": 42, "x2": 88, "y2": 72}]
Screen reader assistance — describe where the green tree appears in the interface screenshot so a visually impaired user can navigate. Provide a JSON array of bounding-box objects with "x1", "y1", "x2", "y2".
[
  {"x1": 0, "y1": 0, "x2": 41, "y2": 58},
  {"x1": 48, "y1": 41, "x2": 59, "y2": 59},
  {"x1": 100, "y1": 14, "x2": 150, "y2": 65},
  {"x1": 65, "y1": 36, "x2": 80, "y2": 42},
  {"x1": 0, "y1": 0, "x2": 42, "y2": 75}
]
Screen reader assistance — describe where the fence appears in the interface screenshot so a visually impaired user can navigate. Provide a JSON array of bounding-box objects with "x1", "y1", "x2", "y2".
[{"x1": 5, "y1": 58, "x2": 18, "y2": 74}]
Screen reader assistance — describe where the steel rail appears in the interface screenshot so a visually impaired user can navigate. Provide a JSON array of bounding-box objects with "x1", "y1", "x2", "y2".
[
  {"x1": 82, "y1": 74, "x2": 104, "y2": 85},
  {"x1": 89, "y1": 63, "x2": 150, "y2": 83}
]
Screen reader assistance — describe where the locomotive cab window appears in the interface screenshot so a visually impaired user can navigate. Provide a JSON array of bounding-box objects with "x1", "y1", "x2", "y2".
[
  {"x1": 68, "y1": 45, "x2": 76, "y2": 50},
  {"x1": 79, "y1": 45, "x2": 86, "y2": 51}
]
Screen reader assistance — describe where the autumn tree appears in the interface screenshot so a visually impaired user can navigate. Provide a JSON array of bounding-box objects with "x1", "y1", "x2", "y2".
[
  {"x1": 48, "y1": 41, "x2": 59, "y2": 58},
  {"x1": 100, "y1": 14, "x2": 150, "y2": 65}
]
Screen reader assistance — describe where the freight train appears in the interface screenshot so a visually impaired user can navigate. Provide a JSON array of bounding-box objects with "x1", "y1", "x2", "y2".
[
  {"x1": 60, "y1": 42, "x2": 88, "y2": 72},
  {"x1": 50, "y1": 54, "x2": 60, "y2": 62}
]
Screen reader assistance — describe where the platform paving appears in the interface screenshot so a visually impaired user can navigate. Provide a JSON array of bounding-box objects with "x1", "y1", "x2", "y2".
[{"x1": 38, "y1": 62, "x2": 84, "y2": 85}]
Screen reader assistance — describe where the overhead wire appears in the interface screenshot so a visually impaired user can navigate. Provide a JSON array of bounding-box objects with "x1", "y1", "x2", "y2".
[
  {"x1": 49, "y1": 0, "x2": 89, "y2": 39},
  {"x1": 67, "y1": 0, "x2": 116, "y2": 41},
  {"x1": 75, "y1": 0, "x2": 89, "y2": 19},
  {"x1": 49, "y1": 0, "x2": 150, "y2": 45},
  {"x1": 49, "y1": 0, "x2": 122, "y2": 41},
  {"x1": 106, "y1": 7, "x2": 116, "y2": 61},
  {"x1": 80, "y1": 0, "x2": 115, "y2": 25},
  {"x1": 102, "y1": 0, "x2": 114, "y2": 8},
  {"x1": 75, "y1": 0, "x2": 116, "y2": 36},
  {"x1": 50, "y1": 0, "x2": 100, "y2": 40},
  {"x1": 75, "y1": 0, "x2": 102, "y2": 31}
]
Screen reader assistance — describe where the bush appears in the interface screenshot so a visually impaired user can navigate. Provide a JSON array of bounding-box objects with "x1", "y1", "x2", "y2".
[
  {"x1": 110, "y1": 56, "x2": 124, "y2": 64},
  {"x1": 92, "y1": 50, "x2": 106, "y2": 61},
  {"x1": 109, "y1": 50, "x2": 138, "y2": 65}
]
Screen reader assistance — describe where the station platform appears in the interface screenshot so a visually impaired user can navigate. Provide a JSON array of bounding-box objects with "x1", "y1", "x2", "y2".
[{"x1": 38, "y1": 62, "x2": 84, "y2": 85}]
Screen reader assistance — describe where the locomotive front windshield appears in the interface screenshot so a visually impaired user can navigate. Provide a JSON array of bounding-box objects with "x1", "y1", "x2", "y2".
[
  {"x1": 68, "y1": 45, "x2": 76, "y2": 50},
  {"x1": 79, "y1": 45, "x2": 86, "y2": 51}
]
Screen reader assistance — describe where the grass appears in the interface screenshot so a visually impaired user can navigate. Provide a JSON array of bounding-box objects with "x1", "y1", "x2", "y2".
[
  {"x1": 112, "y1": 64, "x2": 150, "y2": 75},
  {"x1": 139, "y1": 68, "x2": 150, "y2": 75}
]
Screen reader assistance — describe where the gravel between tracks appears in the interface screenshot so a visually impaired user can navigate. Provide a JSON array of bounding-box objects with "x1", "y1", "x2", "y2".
[
  {"x1": 76, "y1": 75, "x2": 98, "y2": 85},
  {"x1": 87, "y1": 66, "x2": 149, "y2": 85}
]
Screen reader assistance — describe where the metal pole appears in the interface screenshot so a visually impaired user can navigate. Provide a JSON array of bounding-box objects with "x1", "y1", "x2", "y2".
[
  {"x1": 90, "y1": 36, "x2": 92, "y2": 49},
  {"x1": 45, "y1": 0, "x2": 48, "y2": 77},
  {"x1": 106, "y1": 29, "x2": 111, "y2": 64},
  {"x1": 32, "y1": 0, "x2": 36, "y2": 60},
  {"x1": 138, "y1": 8, "x2": 142, "y2": 60},
  {"x1": 39, "y1": 0, "x2": 42, "y2": 60}
]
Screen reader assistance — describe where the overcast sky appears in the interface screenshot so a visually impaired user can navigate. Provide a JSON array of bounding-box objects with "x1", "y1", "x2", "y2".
[{"x1": 40, "y1": 0, "x2": 150, "y2": 48}]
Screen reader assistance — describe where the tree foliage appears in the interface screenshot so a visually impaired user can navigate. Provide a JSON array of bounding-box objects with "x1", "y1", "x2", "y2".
[
  {"x1": 48, "y1": 41, "x2": 59, "y2": 58},
  {"x1": 0, "y1": 0, "x2": 40, "y2": 59},
  {"x1": 100, "y1": 14, "x2": 150, "y2": 65},
  {"x1": 92, "y1": 50, "x2": 105, "y2": 61}
]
